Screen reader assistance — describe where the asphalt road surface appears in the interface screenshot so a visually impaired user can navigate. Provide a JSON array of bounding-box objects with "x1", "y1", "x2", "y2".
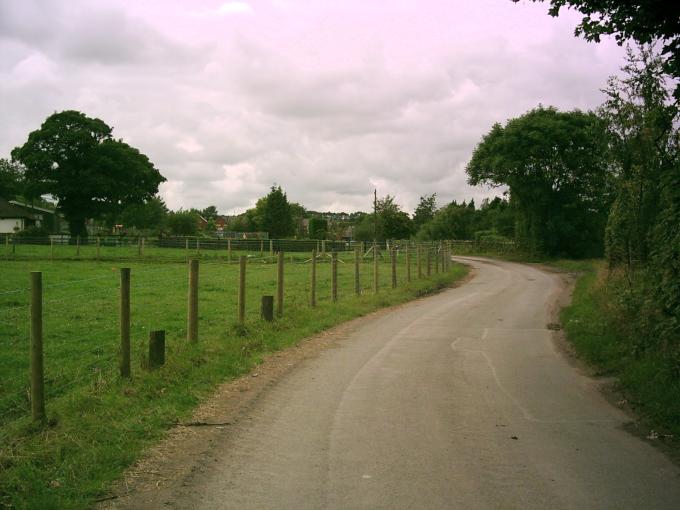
[{"x1": 168, "y1": 257, "x2": 680, "y2": 509}]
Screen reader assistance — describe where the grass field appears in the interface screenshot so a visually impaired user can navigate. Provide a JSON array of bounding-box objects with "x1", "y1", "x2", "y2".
[{"x1": 0, "y1": 247, "x2": 466, "y2": 509}]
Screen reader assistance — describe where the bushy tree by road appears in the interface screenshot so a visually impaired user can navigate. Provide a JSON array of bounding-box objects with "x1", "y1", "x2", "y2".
[
  {"x1": 466, "y1": 106, "x2": 612, "y2": 257},
  {"x1": 12, "y1": 110, "x2": 165, "y2": 237}
]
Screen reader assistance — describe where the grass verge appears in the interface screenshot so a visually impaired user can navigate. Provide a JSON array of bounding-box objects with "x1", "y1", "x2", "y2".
[
  {"x1": 558, "y1": 260, "x2": 680, "y2": 445},
  {"x1": 0, "y1": 256, "x2": 466, "y2": 509}
]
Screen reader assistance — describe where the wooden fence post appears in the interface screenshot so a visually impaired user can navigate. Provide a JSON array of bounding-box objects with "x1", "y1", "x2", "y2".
[
  {"x1": 406, "y1": 244, "x2": 411, "y2": 282},
  {"x1": 50, "y1": 237, "x2": 54, "y2": 261},
  {"x1": 354, "y1": 247, "x2": 361, "y2": 295},
  {"x1": 227, "y1": 239, "x2": 232, "y2": 263},
  {"x1": 187, "y1": 259, "x2": 199, "y2": 343},
  {"x1": 30, "y1": 271, "x2": 45, "y2": 422},
  {"x1": 391, "y1": 249, "x2": 397, "y2": 288},
  {"x1": 261, "y1": 296, "x2": 274, "y2": 322},
  {"x1": 276, "y1": 251, "x2": 284, "y2": 317},
  {"x1": 148, "y1": 330, "x2": 165, "y2": 369},
  {"x1": 238, "y1": 256, "x2": 246, "y2": 323},
  {"x1": 417, "y1": 244, "x2": 422, "y2": 278},
  {"x1": 185, "y1": 238, "x2": 189, "y2": 260},
  {"x1": 96, "y1": 237, "x2": 101, "y2": 260},
  {"x1": 196, "y1": 237, "x2": 200, "y2": 256},
  {"x1": 435, "y1": 245, "x2": 440, "y2": 274},
  {"x1": 427, "y1": 247, "x2": 432, "y2": 277},
  {"x1": 260, "y1": 239, "x2": 264, "y2": 258},
  {"x1": 331, "y1": 252, "x2": 338, "y2": 302},
  {"x1": 373, "y1": 244, "x2": 379, "y2": 293},
  {"x1": 310, "y1": 249, "x2": 317, "y2": 307},
  {"x1": 120, "y1": 268, "x2": 131, "y2": 378},
  {"x1": 321, "y1": 240, "x2": 326, "y2": 258},
  {"x1": 270, "y1": 239, "x2": 274, "y2": 256},
  {"x1": 141, "y1": 237, "x2": 145, "y2": 256}
]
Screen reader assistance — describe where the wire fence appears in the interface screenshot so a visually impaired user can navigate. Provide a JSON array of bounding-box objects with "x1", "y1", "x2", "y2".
[
  {"x1": 0, "y1": 234, "x2": 516, "y2": 261},
  {"x1": 0, "y1": 241, "x2": 479, "y2": 431}
]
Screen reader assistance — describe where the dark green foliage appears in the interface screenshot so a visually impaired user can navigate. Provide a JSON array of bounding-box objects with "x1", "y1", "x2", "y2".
[
  {"x1": 417, "y1": 200, "x2": 476, "y2": 240},
  {"x1": 261, "y1": 185, "x2": 295, "y2": 238},
  {"x1": 201, "y1": 205, "x2": 218, "y2": 221},
  {"x1": 561, "y1": 262, "x2": 680, "y2": 438},
  {"x1": 115, "y1": 197, "x2": 168, "y2": 232},
  {"x1": 11, "y1": 111, "x2": 165, "y2": 238},
  {"x1": 600, "y1": 46, "x2": 680, "y2": 367},
  {"x1": 166, "y1": 210, "x2": 199, "y2": 236},
  {"x1": 466, "y1": 106, "x2": 612, "y2": 257},
  {"x1": 309, "y1": 217, "x2": 328, "y2": 239},
  {"x1": 601, "y1": 47, "x2": 677, "y2": 268},
  {"x1": 513, "y1": 0, "x2": 680, "y2": 99},
  {"x1": 376, "y1": 195, "x2": 414, "y2": 240},
  {"x1": 412, "y1": 193, "x2": 437, "y2": 230},
  {"x1": 0, "y1": 158, "x2": 22, "y2": 199},
  {"x1": 354, "y1": 195, "x2": 414, "y2": 241},
  {"x1": 13, "y1": 225, "x2": 50, "y2": 239}
]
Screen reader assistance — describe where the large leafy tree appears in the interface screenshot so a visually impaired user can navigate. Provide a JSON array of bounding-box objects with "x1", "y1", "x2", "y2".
[
  {"x1": 513, "y1": 1, "x2": 680, "y2": 98},
  {"x1": 11, "y1": 110, "x2": 165, "y2": 237},
  {"x1": 466, "y1": 106, "x2": 612, "y2": 257}
]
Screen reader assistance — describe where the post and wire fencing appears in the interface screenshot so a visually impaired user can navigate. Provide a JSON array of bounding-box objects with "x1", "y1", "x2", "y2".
[
  {"x1": 1, "y1": 234, "x2": 516, "y2": 262},
  {"x1": 0, "y1": 241, "x2": 464, "y2": 425}
]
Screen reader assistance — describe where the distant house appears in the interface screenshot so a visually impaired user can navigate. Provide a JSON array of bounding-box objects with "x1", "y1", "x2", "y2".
[{"x1": 0, "y1": 198, "x2": 60, "y2": 234}]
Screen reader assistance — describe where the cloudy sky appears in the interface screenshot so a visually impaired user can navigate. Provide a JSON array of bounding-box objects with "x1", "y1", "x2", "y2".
[{"x1": 0, "y1": 0, "x2": 625, "y2": 215}]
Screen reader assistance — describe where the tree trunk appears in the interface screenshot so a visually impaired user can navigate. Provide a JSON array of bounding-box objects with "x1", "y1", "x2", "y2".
[{"x1": 68, "y1": 217, "x2": 88, "y2": 239}]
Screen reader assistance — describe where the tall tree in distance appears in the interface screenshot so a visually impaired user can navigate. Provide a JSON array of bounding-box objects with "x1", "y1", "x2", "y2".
[
  {"x1": 261, "y1": 185, "x2": 295, "y2": 238},
  {"x1": 12, "y1": 110, "x2": 165, "y2": 237},
  {"x1": 413, "y1": 193, "x2": 437, "y2": 231}
]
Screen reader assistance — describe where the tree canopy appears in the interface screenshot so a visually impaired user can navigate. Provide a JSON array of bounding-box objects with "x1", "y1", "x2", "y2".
[
  {"x1": 11, "y1": 110, "x2": 165, "y2": 237},
  {"x1": 466, "y1": 106, "x2": 612, "y2": 257}
]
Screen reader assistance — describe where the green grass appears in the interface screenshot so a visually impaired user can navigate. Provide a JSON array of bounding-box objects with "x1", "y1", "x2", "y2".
[
  {"x1": 0, "y1": 251, "x2": 467, "y2": 509},
  {"x1": 559, "y1": 261, "x2": 680, "y2": 440}
]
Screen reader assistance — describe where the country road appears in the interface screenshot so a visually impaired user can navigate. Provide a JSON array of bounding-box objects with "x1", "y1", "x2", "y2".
[{"x1": 116, "y1": 257, "x2": 680, "y2": 509}]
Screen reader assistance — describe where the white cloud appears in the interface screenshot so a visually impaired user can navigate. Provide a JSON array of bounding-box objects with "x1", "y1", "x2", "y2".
[
  {"x1": 0, "y1": 0, "x2": 627, "y2": 215},
  {"x1": 217, "y1": 2, "x2": 253, "y2": 15}
]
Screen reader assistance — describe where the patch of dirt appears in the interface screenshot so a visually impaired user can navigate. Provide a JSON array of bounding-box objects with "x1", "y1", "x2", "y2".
[{"x1": 98, "y1": 269, "x2": 475, "y2": 509}]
